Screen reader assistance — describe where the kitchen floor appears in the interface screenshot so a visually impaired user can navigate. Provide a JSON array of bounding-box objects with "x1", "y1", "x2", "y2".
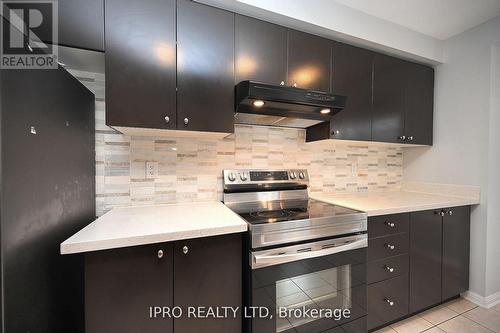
[{"x1": 375, "y1": 298, "x2": 500, "y2": 333}]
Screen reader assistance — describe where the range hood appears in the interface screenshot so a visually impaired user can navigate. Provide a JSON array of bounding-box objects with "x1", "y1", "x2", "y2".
[{"x1": 235, "y1": 81, "x2": 347, "y2": 128}]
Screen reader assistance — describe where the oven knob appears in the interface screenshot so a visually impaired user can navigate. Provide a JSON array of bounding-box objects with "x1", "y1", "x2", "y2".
[
  {"x1": 290, "y1": 172, "x2": 296, "y2": 179},
  {"x1": 299, "y1": 172, "x2": 305, "y2": 179},
  {"x1": 228, "y1": 173, "x2": 236, "y2": 182},
  {"x1": 240, "y1": 173, "x2": 247, "y2": 181}
]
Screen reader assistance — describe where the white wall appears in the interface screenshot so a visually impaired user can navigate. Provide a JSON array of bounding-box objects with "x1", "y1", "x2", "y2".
[
  {"x1": 486, "y1": 43, "x2": 500, "y2": 296},
  {"x1": 404, "y1": 17, "x2": 500, "y2": 299}
]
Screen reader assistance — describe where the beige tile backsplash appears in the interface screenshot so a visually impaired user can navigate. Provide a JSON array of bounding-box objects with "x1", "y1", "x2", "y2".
[{"x1": 69, "y1": 69, "x2": 403, "y2": 216}]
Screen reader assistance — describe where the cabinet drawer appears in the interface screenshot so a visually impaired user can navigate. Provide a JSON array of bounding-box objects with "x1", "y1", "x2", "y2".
[
  {"x1": 367, "y1": 275, "x2": 409, "y2": 330},
  {"x1": 368, "y1": 233, "x2": 408, "y2": 261},
  {"x1": 368, "y1": 254, "x2": 409, "y2": 284},
  {"x1": 369, "y1": 213, "x2": 409, "y2": 239}
]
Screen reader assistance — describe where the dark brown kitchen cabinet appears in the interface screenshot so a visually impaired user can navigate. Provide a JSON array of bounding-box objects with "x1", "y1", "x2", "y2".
[
  {"x1": 404, "y1": 62, "x2": 434, "y2": 145},
  {"x1": 287, "y1": 30, "x2": 331, "y2": 92},
  {"x1": 409, "y1": 210, "x2": 443, "y2": 313},
  {"x1": 177, "y1": 0, "x2": 235, "y2": 134},
  {"x1": 367, "y1": 275, "x2": 409, "y2": 330},
  {"x1": 442, "y1": 206, "x2": 471, "y2": 301},
  {"x1": 37, "y1": 0, "x2": 104, "y2": 51},
  {"x1": 330, "y1": 42, "x2": 374, "y2": 141},
  {"x1": 174, "y1": 234, "x2": 242, "y2": 332},
  {"x1": 105, "y1": 0, "x2": 177, "y2": 130},
  {"x1": 85, "y1": 233, "x2": 242, "y2": 333},
  {"x1": 372, "y1": 54, "x2": 407, "y2": 144},
  {"x1": 373, "y1": 54, "x2": 434, "y2": 145},
  {"x1": 235, "y1": 15, "x2": 287, "y2": 85},
  {"x1": 57, "y1": 0, "x2": 104, "y2": 51},
  {"x1": 85, "y1": 243, "x2": 174, "y2": 333}
]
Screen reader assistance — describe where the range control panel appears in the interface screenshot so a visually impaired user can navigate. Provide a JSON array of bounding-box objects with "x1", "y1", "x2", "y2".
[{"x1": 223, "y1": 169, "x2": 309, "y2": 185}]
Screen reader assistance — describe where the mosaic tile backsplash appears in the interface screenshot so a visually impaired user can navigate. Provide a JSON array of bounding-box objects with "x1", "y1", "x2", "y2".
[{"x1": 68, "y1": 69, "x2": 403, "y2": 216}]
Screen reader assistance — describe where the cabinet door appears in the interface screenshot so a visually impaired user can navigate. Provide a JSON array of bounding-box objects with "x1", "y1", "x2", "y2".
[
  {"x1": 372, "y1": 54, "x2": 406, "y2": 143},
  {"x1": 409, "y1": 210, "x2": 442, "y2": 313},
  {"x1": 404, "y1": 62, "x2": 434, "y2": 145},
  {"x1": 105, "y1": 0, "x2": 177, "y2": 129},
  {"x1": 177, "y1": 0, "x2": 234, "y2": 134},
  {"x1": 85, "y1": 244, "x2": 174, "y2": 333},
  {"x1": 235, "y1": 15, "x2": 287, "y2": 85},
  {"x1": 58, "y1": 0, "x2": 104, "y2": 51},
  {"x1": 331, "y1": 42, "x2": 373, "y2": 141},
  {"x1": 287, "y1": 30, "x2": 331, "y2": 92},
  {"x1": 174, "y1": 234, "x2": 242, "y2": 333},
  {"x1": 442, "y1": 206, "x2": 470, "y2": 300}
]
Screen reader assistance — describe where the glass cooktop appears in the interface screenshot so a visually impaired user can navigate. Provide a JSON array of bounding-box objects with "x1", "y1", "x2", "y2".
[{"x1": 237, "y1": 199, "x2": 361, "y2": 225}]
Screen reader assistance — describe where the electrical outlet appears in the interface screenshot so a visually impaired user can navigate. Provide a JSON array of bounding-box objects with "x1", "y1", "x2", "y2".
[
  {"x1": 145, "y1": 161, "x2": 158, "y2": 179},
  {"x1": 351, "y1": 163, "x2": 358, "y2": 176}
]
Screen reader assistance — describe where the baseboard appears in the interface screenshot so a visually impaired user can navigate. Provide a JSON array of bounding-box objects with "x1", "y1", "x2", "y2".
[{"x1": 462, "y1": 290, "x2": 500, "y2": 308}]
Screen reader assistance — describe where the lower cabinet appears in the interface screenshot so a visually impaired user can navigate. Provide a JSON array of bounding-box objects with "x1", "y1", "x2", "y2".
[
  {"x1": 367, "y1": 213, "x2": 410, "y2": 331},
  {"x1": 409, "y1": 210, "x2": 443, "y2": 313},
  {"x1": 367, "y1": 207, "x2": 471, "y2": 331},
  {"x1": 368, "y1": 275, "x2": 409, "y2": 329},
  {"x1": 85, "y1": 233, "x2": 242, "y2": 333}
]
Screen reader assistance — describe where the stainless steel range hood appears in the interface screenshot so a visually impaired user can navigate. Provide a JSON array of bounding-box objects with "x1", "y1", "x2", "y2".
[{"x1": 235, "y1": 81, "x2": 347, "y2": 128}]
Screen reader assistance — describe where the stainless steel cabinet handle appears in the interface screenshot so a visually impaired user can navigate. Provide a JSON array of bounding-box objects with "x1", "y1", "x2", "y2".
[
  {"x1": 157, "y1": 249, "x2": 164, "y2": 259},
  {"x1": 183, "y1": 118, "x2": 189, "y2": 126},
  {"x1": 448, "y1": 210, "x2": 453, "y2": 216},
  {"x1": 440, "y1": 211, "x2": 446, "y2": 217},
  {"x1": 398, "y1": 135, "x2": 406, "y2": 141},
  {"x1": 331, "y1": 130, "x2": 340, "y2": 136},
  {"x1": 164, "y1": 116, "x2": 170, "y2": 124},
  {"x1": 280, "y1": 81, "x2": 285, "y2": 86},
  {"x1": 182, "y1": 246, "x2": 189, "y2": 255},
  {"x1": 384, "y1": 298, "x2": 395, "y2": 306},
  {"x1": 385, "y1": 265, "x2": 394, "y2": 273},
  {"x1": 407, "y1": 136, "x2": 414, "y2": 141},
  {"x1": 386, "y1": 244, "x2": 395, "y2": 250},
  {"x1": 386, "y1": 222, "x2": 395, "y2": 228}
]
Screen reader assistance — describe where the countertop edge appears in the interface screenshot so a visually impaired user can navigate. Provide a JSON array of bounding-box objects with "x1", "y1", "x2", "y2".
[
  {"x1": 60, "y1": 224, "x2": 247, "y2": 255},
  {"x1": 311, "y1": 194, "x2": 480, "y2": 217}
]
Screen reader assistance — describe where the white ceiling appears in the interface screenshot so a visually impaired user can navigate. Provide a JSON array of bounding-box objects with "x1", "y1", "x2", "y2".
[{"x1": 331, "y1": 0, "x2": 500, "y2": 40}]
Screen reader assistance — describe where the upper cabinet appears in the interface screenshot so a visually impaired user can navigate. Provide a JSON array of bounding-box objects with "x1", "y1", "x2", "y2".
[
  {"x1": 404, "y1": 62, "x2": 434, "y2": 145},
  {"x1": 235, "y1": 15, "x2": 287, "y2": 85},
  {"x1": 105, "y1": 0, "x2": 177, "y2": 130},
  {"x1": 372, "y1": 54, "x2": 407, "y2": 144},
  {"x1": 373, "y1": 54, "x2": 434, "y2": 145},
  {"x1": 177, "y1": 0, "x2": 235, "y2": 134},
  {"x1": 287, "y1": 30, "x2": 332, "y2": 92},
  {"x1": 330, "y1": 42, "x2": 374, "y2": 141},
  {"x1": 58, "y1": 0, "x2": 104, "y2": 51}
]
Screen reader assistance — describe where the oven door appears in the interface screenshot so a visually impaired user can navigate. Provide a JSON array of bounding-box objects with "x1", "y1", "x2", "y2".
[{"x1": 247, "y1": 234, "x2": 367, "y2": 333}]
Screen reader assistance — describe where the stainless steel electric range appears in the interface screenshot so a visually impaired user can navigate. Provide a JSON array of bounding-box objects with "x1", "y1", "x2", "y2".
[{"x1": 223, "y1": 169, "x2": 369, "y2": 333}]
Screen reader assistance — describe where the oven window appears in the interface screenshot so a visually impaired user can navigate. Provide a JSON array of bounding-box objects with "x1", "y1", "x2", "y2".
[{"x1": 275, "y1": 265, "x2": 352, "y2": 332}]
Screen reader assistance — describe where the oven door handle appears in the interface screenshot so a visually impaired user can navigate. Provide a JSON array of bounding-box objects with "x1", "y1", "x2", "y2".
[{"x1": 251, "y1": 235, "x2": 367, "y2": 269}]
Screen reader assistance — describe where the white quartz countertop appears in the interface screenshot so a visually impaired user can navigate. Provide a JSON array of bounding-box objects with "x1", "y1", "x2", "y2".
[
  {"x1": 311, "y1": 190, "x2": 480, "y2": 217},
  {"x1": 60, "y1": 202, "x2": 247, "y2": 255}
]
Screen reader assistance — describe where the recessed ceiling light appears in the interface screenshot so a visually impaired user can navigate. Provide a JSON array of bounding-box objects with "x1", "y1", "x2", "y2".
[
  {"x1": 320, "y1": 108, "x2": 331, "y2": 114},
  {"x1": 253, "y1": 100, "x2": 265, "y2": 107}
]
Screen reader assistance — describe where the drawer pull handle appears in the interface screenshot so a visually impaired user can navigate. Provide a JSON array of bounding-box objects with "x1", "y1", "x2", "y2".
[
  {"x1": 384, "y1": 298, "x2": 395, "y2": 306},
  {"x1": 385, "y1": 265, "x2": 394, "y2": 273},
  {"x1": 182, "y1": 245, "x2": 189, "y2": 255},
  {"x1": 386, "y1": 244, "x2": 395, "y2": 250},
  {"x1": 157, "y1": 250, "x2": 164, "y2": 259},
  {"x1": 386, "y1": 222, "x2": 395, "y2": 228}
]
